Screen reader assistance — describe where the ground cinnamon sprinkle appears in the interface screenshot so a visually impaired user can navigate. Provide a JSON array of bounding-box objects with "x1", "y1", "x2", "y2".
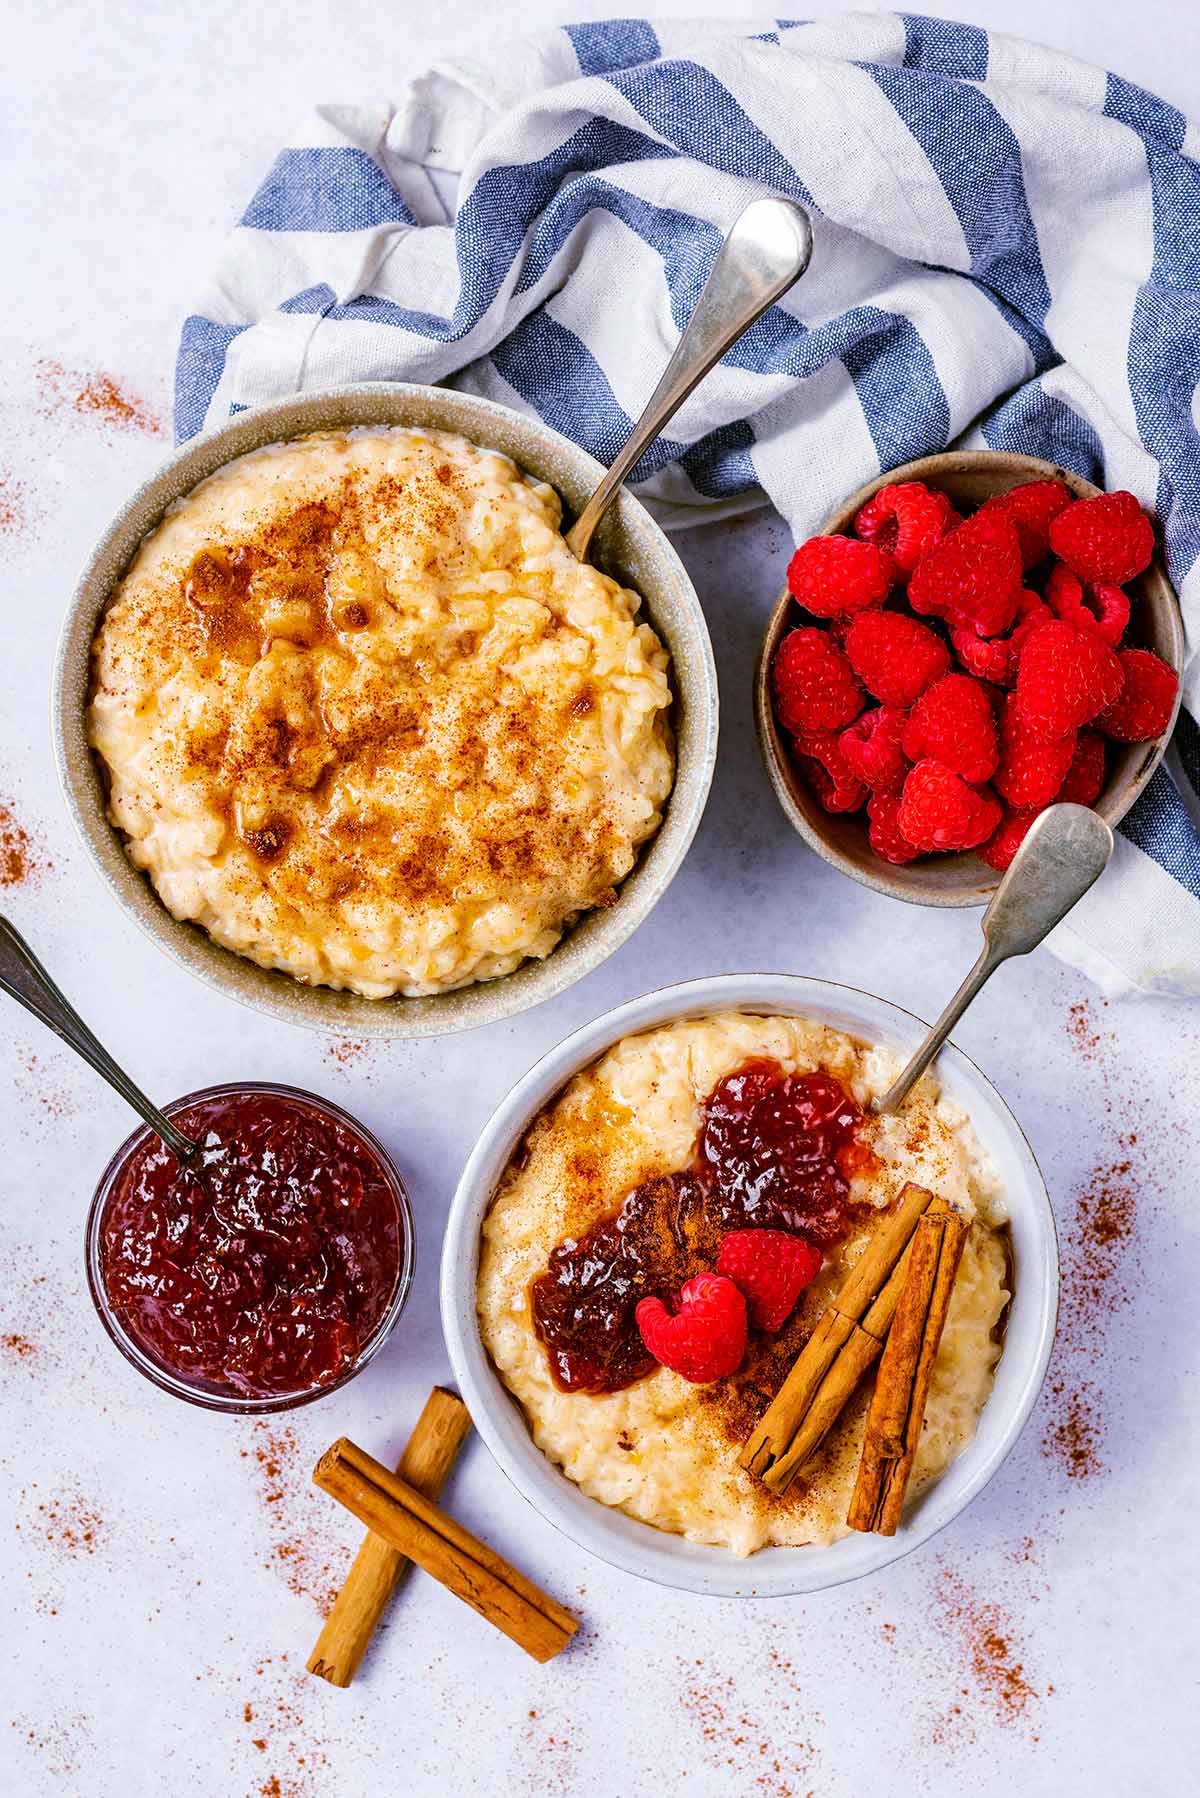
[
  {"x1": 0, "y1": 799, "x2": 38, "y2": 886},
  {"x1": 17, "y1": 1487, "x2": 104, "y2": 1558},
  {"x1": 237, "y1": 1656, "x2": 329, "y2": 1798},
  {"x1": 242, "y1": 1421, "x2": 350, "y2": 1614},
  {"x1": 324, "y1": 1038, "x2": 368, "y2": 1069},
  {"x1": 932, "y1": 1567, "x2": 1042, "y2": 1732},
  {"x1": 1, "y1": 1332, "x2": 36, "y2": 1362},
  {"x1": 0, "y1": 473, "x2": 28, "y2": 540},
  {"x1": 678, "y1": 1654, "x2": 819, "y2": 1798},
  {"x1": 36, "y1": 359, "x2": 166, "y2": 436},
  {"x1": 1040, "y1": 1141, "x2": 1140, "y2": 1480}
]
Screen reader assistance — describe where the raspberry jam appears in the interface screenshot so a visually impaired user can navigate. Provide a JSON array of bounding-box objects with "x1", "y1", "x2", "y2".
[
  {"x1": 530, "y1": 1060, "x2": 866, "y2": 1394},
  {"x1": 91, "y1": 1085, "x2": 410, "y2": 1406}
]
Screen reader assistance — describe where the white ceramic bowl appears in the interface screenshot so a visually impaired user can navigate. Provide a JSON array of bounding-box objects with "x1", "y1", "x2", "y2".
[{"x1": 440, "y1": 974, "x2": 1058, "y2": 1596}]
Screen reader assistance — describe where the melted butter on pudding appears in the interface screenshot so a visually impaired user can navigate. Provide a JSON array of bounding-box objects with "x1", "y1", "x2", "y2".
[{"x1": 88, "y1": 427, "x2": 674, "y2": 997}]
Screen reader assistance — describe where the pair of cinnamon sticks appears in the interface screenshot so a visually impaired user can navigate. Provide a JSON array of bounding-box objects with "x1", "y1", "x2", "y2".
[
  {"x1": 740, "y1": 1183, "x2": 966, "y2": 1535},
  {"x1": 308, "y1": 1388, "x2": 577, "y2": 1686}
]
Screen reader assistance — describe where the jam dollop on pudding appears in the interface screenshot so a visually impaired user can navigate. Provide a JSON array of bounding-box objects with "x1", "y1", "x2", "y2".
[
  {"x1": 478, "y1": 1012, "x2": 1011, "y2": 1556},
  {"x1": 94, "y1": 1086, "x2": 408, "y2": 1402},
  {"x1": 531, "y1": 1064, "x2": 870, "y2": 1394}
]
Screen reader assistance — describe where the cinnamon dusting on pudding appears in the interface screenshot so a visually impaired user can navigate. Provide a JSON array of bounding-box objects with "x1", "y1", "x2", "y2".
[
  {"x1": 479, "y1": 1011, "x2": 1010, "y2": 1554},
  {"x1": 88, "y1": 427, "x2": 673, "y2": 996}
]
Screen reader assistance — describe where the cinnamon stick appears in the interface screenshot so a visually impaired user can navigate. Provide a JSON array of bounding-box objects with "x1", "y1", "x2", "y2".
[
  {"x1": 313, "y1": 1437, "x2": 578, "y2": 1664},
  {"x1": 846, "y1": 1207, "x2": 968, "y2": 1536},
  {"x1": 308, "y1": 1387, "x2": 472, "y2": 1687},
  {"x1": 740, "y1": 1185, "x2": 946, "y2": 1492}
]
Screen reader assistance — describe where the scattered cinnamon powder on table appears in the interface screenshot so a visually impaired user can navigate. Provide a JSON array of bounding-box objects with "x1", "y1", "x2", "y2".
[
  {"x1": 1040, "y1": 1142, "x2": 1140, "y2": 1481},
  {"x1": 0, "y1": 798, "x2": 39, "y2": 886},
  {"x1": 236, "y1": 1656, "x2": 329, "y2": 1798},
  {"x1": 1, "y1": 1332, "x2": 37, "y2": 1363},
  {"x1": 17, "y1": 1486, "x2": 105, "y2": 1558},
  {"x1": 242, "y1": 1421, "x2": 351, "y2": 1614},
  {"x1": 678, "y1": 1653, "x2": 820, "y2": 1798},
  {"x1": 931, "y1": 1567, "x2": 1044, "y2": 1738},
  {"x1": 0, "y1": 473, "x2": 29, "y2": 541},
  {"x1": 324, "y1": 1038, "x2": 368, "y2": 1070},
  {"x1": 36, "y1": 358, "x2": 166, "y2": 437}
]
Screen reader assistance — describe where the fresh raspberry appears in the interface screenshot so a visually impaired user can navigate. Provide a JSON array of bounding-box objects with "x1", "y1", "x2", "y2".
[
  {"x1": 1057, "y1": 729, "x2": 1107, "y2": 805},
  {"x1": 635, "y1": 1273, "x2": 747, "y2": 1384},
  {"x1": 786, "y1": 534, "x2": 896, "y2": 618},
  {"x1": 772, "y1": 626, "x2": 864, "y2": 735},
  {"x1": 993, "y1": 693, "x2": 1078, "y2": 808},
  {"x1": 794, "y1": 731, "x2": 869, "y2": 813},
  {"x1": 716, "y1": 1229, "x2": 823, "y2": 1332},
  {"x1": 950, "y1": 589, "x2": 1050, "y2": 686},
  {"x1": 837, "y1": 705, "x2": 909, "y2": 793},
  {"x1": 980, "y1": 806, "x2": 1042, "y2": 872},
  {"x1": 843, "y1": 608, "x2": 951, "y2": 707},
  {"x1": 980, "y1": 478, "x2": 1072, "y2": 567},
  {"x1": 1094, "y1": 647, "x2": 1179, "y2": 741},
  {"x1": 897, "y1": 760, "x2": 1002, "y2": 853},
  {"x1": 1044, "y1": 563, "x2": 1130, "y2": 647},
  {"x1": 867, "y1": 790, "x2": 922, "y2": 864},
  {"x1": 1016, "y1": 618, "x2": 1124, "y2": 736},
  {"x1": 901, "y1": 673, "x2": 999, "y2": 784},
  {"x1": 908, "y1": 510, "x2": 1023, "y2": 638},
  {"x1": 853, "y1": 481, "x2": 960, "y2": 574},
  {"x1": 1049, "y1": 490, "x2": 1154, "y2": 585}
]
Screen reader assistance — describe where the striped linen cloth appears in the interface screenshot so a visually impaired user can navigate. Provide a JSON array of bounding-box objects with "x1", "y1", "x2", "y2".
[{"x1": 175, "y1": 13, "x2": 1200, "y2": 997}]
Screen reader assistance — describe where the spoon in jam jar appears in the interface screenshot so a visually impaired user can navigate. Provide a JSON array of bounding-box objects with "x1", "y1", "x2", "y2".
[
  {"x1": 874, "y1": 804, "x2": 1114, "y2": 1115},
  {"x1": 0, "y1": 916, "x2": 199, "y2": 1160}
]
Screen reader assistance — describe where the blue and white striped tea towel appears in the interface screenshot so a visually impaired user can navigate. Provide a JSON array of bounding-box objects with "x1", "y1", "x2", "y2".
[{"x1": 175, "y1": 13, "x2": 1200, "y2": 998}]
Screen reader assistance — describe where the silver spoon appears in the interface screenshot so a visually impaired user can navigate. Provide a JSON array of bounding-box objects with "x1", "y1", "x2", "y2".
[
  {"x1": 874, "y1": 804, "x2": 1115, "y2": 1115},
  {"x1": 0, "y1": 916, "x2": 199, "y2": 1162},
  {"x1": 564, "y1": 196, "x2": 813, "y2": 562}
]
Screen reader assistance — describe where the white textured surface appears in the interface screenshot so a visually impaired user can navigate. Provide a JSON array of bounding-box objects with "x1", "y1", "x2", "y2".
[{"x1": 2, "y1": 4, "x2": 1199, "y2": 1794}]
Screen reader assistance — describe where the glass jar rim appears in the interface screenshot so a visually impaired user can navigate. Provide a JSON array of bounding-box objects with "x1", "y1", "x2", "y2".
[{"x1": 85, "y1": 1080, "x2": 415, "y2": 1415}]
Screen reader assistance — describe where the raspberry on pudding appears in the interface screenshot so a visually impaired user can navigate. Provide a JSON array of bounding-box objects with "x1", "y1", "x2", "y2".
[{"x1": 478, "y1": 1012, "x2": 1010, "y2": 1557}]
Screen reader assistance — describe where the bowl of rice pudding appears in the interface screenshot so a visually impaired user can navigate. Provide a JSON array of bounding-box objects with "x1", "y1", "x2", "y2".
[
  {"x1": 441, "y1": 975, "x2": 1057, "y2": 1596},
  {"x1": 55, "y1": 386, "x2": 717, "y2": 1036}
]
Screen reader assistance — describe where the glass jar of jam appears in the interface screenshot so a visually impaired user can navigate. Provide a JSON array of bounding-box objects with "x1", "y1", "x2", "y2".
[{"x1": 85, "y1": 1083, "x2": 414, "y2": 1413}]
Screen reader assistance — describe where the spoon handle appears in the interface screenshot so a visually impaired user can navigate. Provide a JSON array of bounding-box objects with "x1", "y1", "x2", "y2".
[
  {"x1": 0, "y1": 917, "x2": 197, "y2": 1161},
  {"x1": 873, "y1": 804, "x2": 1114, "y2": 1116},
  {"x1": 564, "y1": 196, "x2": 812, "y2": 560}
]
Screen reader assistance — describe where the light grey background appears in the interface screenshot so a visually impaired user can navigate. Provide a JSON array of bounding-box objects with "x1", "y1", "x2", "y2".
[{"x1": 3, "y1": 3, "x2": 1198, "y2": 1794}]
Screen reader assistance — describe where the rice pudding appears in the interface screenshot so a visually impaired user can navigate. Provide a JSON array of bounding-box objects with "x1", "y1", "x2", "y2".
[
  {"x1": 477, "y1": 1011, "x2": 1010, "y2": 1556},
  {"x1": 88, "y1": 427, "x2": 674, "y2": 997}
]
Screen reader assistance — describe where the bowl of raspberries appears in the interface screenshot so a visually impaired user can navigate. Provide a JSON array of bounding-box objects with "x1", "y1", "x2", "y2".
[{"x1": 756, "y1": 451, "x2": 1183, "y2": 904}]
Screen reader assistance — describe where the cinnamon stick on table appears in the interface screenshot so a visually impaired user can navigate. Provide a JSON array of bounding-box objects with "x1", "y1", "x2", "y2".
[
  {"x1": 847, "y1": 1206, "x2": 967, "y2": 1536},
  {"x1": 740, "y1": 1184, "x2": 948, "y2": 1493},
  {"x1": 308, "y1": 1387, "x2": 472, "y2": 1687},
  {"x1": 313, "y1": 1437, "x2": 578, "y2": 1664}
]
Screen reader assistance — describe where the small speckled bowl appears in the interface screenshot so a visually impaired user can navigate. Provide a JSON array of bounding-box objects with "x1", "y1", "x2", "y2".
[
  {"x1": 54, "y1": 386, "x2": 718, "y2": 1037},
  {"x1": 756, "y1": 451, "x2": 1185, "y2": 907},
  {"x1": 441, "y1": 974, "x2": 1058, "y2": 1598}
]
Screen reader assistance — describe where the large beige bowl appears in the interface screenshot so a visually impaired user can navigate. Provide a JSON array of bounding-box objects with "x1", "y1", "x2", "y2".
[
  {"x1": 756, "y1": 450, "x2": 1185, "y2": 906},
  {"x1": 55, "y1": 385, "x2": 718, "y2": 1037}
]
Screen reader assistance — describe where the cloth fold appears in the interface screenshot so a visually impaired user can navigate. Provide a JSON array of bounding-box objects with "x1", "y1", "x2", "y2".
[{"x1": 175, "y1": 12, "x2": 1200, "y2": 997}]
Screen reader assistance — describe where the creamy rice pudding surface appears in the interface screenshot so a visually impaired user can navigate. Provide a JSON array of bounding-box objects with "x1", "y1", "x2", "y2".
[
  {"x1": 88, "y1": 427, "x2": 674, "y2": 997},
  {"x1": 478, "y1": 1011, "x2": 1010, "y2": 1556}
]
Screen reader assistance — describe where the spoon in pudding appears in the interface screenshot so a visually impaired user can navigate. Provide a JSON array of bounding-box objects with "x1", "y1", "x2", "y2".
[
  {"x1": 874, "y1": 804, "x2": 1115, "y2": 1115},
  {"x1": 0, "y1": 916, "x2": 199, "y2": 1162},
  {"x1": 565, "y1": 195, "x2": 813, "y2": 562}
]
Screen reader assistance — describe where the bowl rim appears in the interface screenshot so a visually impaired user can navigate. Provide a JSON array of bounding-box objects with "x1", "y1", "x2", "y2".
[
  {"x1": 84, "y1": 1080, "x2": 415, "y2": 1413},
  {"x1": 755, "y1": 449, "x2": 1186, "y2": 909},
  {"x1": 53, "y1": 382, "x2": 719, "y2": 1038},
  {"x1": 439, "y1": 972, "x2": 1059, "y2": 1597}
]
